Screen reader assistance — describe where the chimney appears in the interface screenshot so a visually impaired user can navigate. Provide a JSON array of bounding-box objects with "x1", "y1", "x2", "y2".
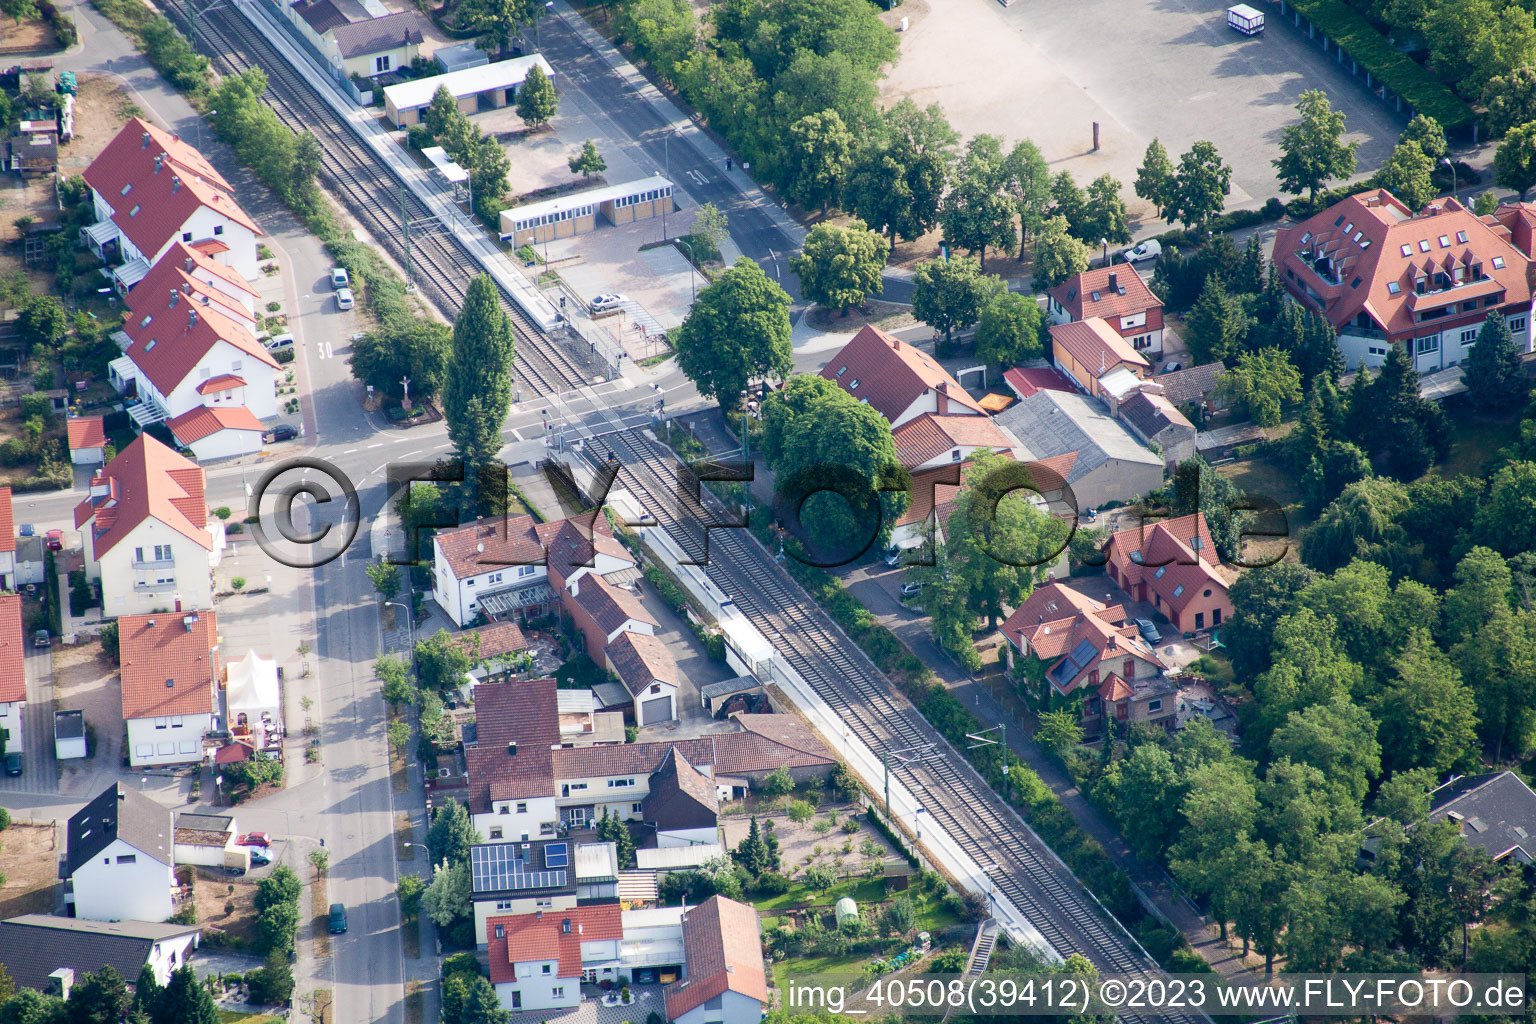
[
  {"x1": 183, "y1": 613, "x2": 199, "y2": 632},
  {"x1": 1108, "y1": 272, "x2": 1118, "y2": 292},
  {"x1": 172, "y1": 175, "x2": 181, "y2": 194},
  {"x1": 154, "y1": 153, "x2": 163, "y2": 174},
  {"x1": 184, "y1": 256, "x2": 194, "y2": 272},
  {"x1": 188, "y1": 308, "x2": 198, "y2": 329},
  {"x1": 169, "y1": 289, "x2": 179, "y2": 308},
  {"x1": 147, "y1": 618, "x2": 156, "y2": 627},
  {"x1": 47, "y1": 968, "x2": 74, "y2": 1002},
  {"x1": 141, "y1": 131, "x2": 150, "y2": 148}
]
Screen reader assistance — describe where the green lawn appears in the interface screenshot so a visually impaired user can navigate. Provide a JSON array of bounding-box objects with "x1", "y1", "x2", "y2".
[
  {"x1": 218, "y1": 1013, "x2": 282, "y2": 1024},
  {"x1": 771, "y1": 952, "x2": 871, "y2": 991},
  {"x1": 752, "y1": 877, "x2": 887, "y2": 913},
  {"x1": 1434, "y1": 404, "x2": 1521, "y2": 480}
]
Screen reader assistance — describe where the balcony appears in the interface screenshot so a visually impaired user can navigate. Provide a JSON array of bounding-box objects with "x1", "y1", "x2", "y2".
[
  {"x1": 134, "y1": 579, "x2": 177, "y2": 594},
  {"x1": 132, "y1": 558, "x2": 175, "y2": 570}
]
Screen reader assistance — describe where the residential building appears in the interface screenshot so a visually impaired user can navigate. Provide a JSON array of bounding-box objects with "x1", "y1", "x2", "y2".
[
  {"x1": 1048, "y1": 318, "x2": 1151, "y2": 400},
  {"x1": 125, "y1": 241, "x2": 260, "y2": 334},
  {"x1": 1272, "y1": 190, "x2": 1534, "y2": 373},
  {"x1": 0, "y1": 916, "x2": 200, "y2": 993},
  {"x1": 322, "y1": 12, "x2": 430, "y2": 77},
  {"x1": 0, "y1": 594, "x2": 24, "y2": 756},
  {"x1": 999, "y1": 583, "x2": 1171, "y2": 732},
  {"x1": 431, "y1": 513, "x2": 635, "y2": 629},
  {"x1": 74, "y1": 437, "x2": 224, "y2": 614},
  {"x1": 486, "y1": 903, "x2": 624, "y2": 1011},
  {"x1": 67, "y1": 416, "x2": 108, "y2": 466},
  {"x1": 67, "y1": 783, "x2": 176, "y2": 923},
  {"x1": 1116, "y1": 390, "x2": 1196, "y2": 466},
  {"x1": 564, "y1": 573, "x2": 657, "y2": 661},
  {"x1": 992, "y1": 389, "x2": 1164, "y2": 511},
  {"x1": 664, "y1": 896, "x2": 768, "y2": 1024},
  {"x1": 82, "y1": 118, "x2": 263, "y2": 287},
  {"x1": 119, "y1": 611, "x2": 220, "y2": 768},
  {"x1": 606, "y1": 630, "x2": 678, "y2": 727},
  {"x1": 0, "y1": 485, "x2": 15, "y2": 590},
  {"x1": 887, "y1": 457, "x2": 1051, "y2": 554},
  {"x1": 818, "y1": 324, "x2": 986, "y2": 428},
  {"x1": 111, "y1": 252, "x2": 279, "y2": 444},
  {"x1": 1151, "y1": 361, "x2": 1227, "y2": 415},
  {"x1": 890, "y1": 412, "x2": 1015, "y2": 472},
  {"x1": 465, "y1": 678, "x2": 561, "y2": 843},
  {"x1": 470, "y1": 838, "x2": 579, "y2": 946},
  {"x1": 1428, "y1": 771, "x2": 1536, "y2": 864},
  {"x1": 1048, "y1": 266, "x2": 1166, "y2": 358},
  {"x1": 555, "y1": 690, "x2": 627, "y2": 747},
  {"x1": 644, "y1": 748, "x2": 719, "y2": 849},
  {"x1": 1104, "y1": 513, "x2": 1234, "y2": 635}
]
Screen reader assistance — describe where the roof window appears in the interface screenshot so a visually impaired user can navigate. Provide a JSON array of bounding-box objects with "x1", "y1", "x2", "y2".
[
  {"x1": 1091, "y1": 290, "x2": 1101, "y2": 302},
  {"x1": 1439, "y1": 235, "x2": 1450, "y2": 248},
  {"x1": 1153, "y1": 566, "x2": 1167, "y2": 579},
  {"x1": 120, "y1": 183, "x2": 132, "y2": 196},
  {"x1": 129, "y1": 204, "x2": 141, "y2": 217},
  {"x1": 144, "y1": 339, "x2": 157, "y2": 352},
  {"x1": 139, "y1": 315, "x2": 153, "y2": 328},
  {"x1": 1352, "y1": 231, "x2": 1363, "y2": 242},
  {"x1": 1419, "y1": 240, "x2": 1430, "y2": 252},
  {"x1": 1172, "y1": 584, "x2": 1185, "y2": 598},
  {"x1": 1300, "y1": 232, "x2": 1312, "y2": 244},
  {"x1": 1350, "y1": 277, "x2": 1362, "y2": 289},
  {"x1": 1387, "y1": 281, "x2": 1401, "y2": 295},
  {"x1": 836, "y1": 365, "x2": 848, "y2": 377},
  {"x1": 1345, "y1": 222, "x2": 1354, "y2": 234},
  {"x1": 1334, "y1": 215, "x2": 1345, "y2": 226},
  {"x1": 1493, "y1": 256, "x2": 1507, "y2": 270},
  {"x1": 1400, "y1": 244, "x2": 1411, "y2": 256},
  {"x1": 1457, "y1": 231, "x2": 1469, "y2": 244},
  {"x1": 849, "y1": 379, "x2": 860, "y2": 390}
]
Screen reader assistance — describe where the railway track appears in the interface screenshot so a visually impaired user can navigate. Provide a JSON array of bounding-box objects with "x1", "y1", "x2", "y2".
[
  {"x1": 164, "y1": 0, "x2": 589, "y2": 397},
  {"x1": 597, "y1": 428, "x2": 1203, "y2": 1024}
]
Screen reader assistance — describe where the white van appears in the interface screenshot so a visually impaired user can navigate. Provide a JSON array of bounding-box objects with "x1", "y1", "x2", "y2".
[{"x1": 1227, "y1": 4, "x2": 1265, "y2": 34}]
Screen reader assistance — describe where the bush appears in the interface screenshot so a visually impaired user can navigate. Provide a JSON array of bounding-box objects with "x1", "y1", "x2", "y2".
[
  {"x1": 273, "y1": 348, "x2": 296, "y2": 364},
  {"x1": 0, "y1": 807, "x2": 9, "y2": 831},
  {"x1": 212, "y1": 506, "x2": 233, "y2": 520},
  {"x1": 751, "y1": 872, "x2": 791, "y2": 896}
]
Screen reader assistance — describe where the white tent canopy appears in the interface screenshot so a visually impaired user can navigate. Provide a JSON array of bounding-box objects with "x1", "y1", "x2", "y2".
[{"x1": 227, "y1": 650, "x2": 279, "y2": 714}]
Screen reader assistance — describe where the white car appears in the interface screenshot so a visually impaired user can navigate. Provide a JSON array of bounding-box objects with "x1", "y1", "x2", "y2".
[
  {"x1": 329, "y1": 266, "x2": 350, "y2": 290},
  {"x1": 588, "y1": 293, "x2": 628, "y2": 312},
  {"x1": 336, "y1": 288, "x2": 355, "y2": 311},
  {"x1": 1121, "y1": 239, "x2": 1162, "y2": 264}
]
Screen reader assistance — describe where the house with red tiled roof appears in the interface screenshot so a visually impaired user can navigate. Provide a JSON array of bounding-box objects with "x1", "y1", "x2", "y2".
[
  {"x1": 0, "y1": 594, "x2": 25, "y2": 757},
  {"x1": 999, "y1": 582, "x2": 1173, "y2": 735},
  {"x1": 464, "y1": 677, "x2": 562, "y2": 843},
  {"x1": 125, "y1": 242, "x2": 261, "y2": 334},
  {"x1": 73, "y1": 435, "x2": 225, "y2": 614},
  {"x1": 0, "y1": 485, "x2": 14, "y2": 591},
  {"x1": 1104, "y1": 513, "x2": 1234, "y2": 635},
  {"x1": 818, "y1": 324, "x2": 985, "y2": 427},
  {"x1": 67, "y1": 415, "x2": 108, "y2": 466},
  {"x1": 431, "y1": 513, "x2": 635, "y2": 628},
  {"x1": 82, "y1": 118, "x2": 263, "y2": 288},
  {"x1": 1048, "y1": 266, "x2": 1166, "y2": 359},
  {"x1": 665, "y1": 896, "x2": 767, "y2": 1024},
  {"x1": 1002, "y1": 366, "x2": 1076, "y2": 400},
  {"x1": 486, "y1": 902, "x2": 624, "y2": 1011},
  {"x1": 565, "y1": 573, "x2": 657, "y2": 662},
  {"x1": 606, "y1": 630, "x2": 677, "y2": 726},
  {"x1": 1273, "y1": 190, "x2": 1534, "y2": 373},
  {"x1": 890, "y1": 412, "x2": 1016, "y2": 472},
  {"x1": 111, "y1": 252, "x2": 280, "y2": 455},
  {"x1": 118, "y1": 610, "x2": 220, "y2": 767},
  {"x1": 1049, "y1": 318, "x2": 1151, "y2": 400}
]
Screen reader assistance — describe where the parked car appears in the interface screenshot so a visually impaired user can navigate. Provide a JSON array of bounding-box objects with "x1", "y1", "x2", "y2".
[
  {"x1": 588, "y1": 293, "x2": 627, "y2": 312},
  {"x1": 3, "y1": 753, "x2": 21, "y2": 776},
  {"x1": 249, "y1": 848, "x2": 273, "y2": 866},
  {"x1": 900, "y1": 582, "x2": 923, "y2": 599},
  {"x1": 1160, "y1": 361, "x2": 1182, "y2": 374},
  {"x1": 265, "y1": 334, "x2": 294, "y2": 352},
  {"x1": 1121, "y1": 239, "x2": 1162, "y2": 264},
  {"x1": 33, "y1": 629, "x2": 49, "y2": 648},
  {"x1": 266, "y1": 424, "x2": 299, "y2": 444},
  {"x1": 1135, "y1": 618, "x2": 1162, "y2": 644},
  {"x1": 45, "y1": 529, "x2": 63, "y2": 551},
  {"x1": 335, "y1": 288, "x2": 355, "y2": 311},
  {"x1": 329, "y1": 903, "x2": 348, "y2": 934},
  {"x1": 237, "y1": 832, "x2": 272, "y2": 848},
  {"x1": 884, "y1": 547, "x2": 903, "y2": 567},
  {"x1": 329, "y1": 266, "x2": 350, "y2": 290}
]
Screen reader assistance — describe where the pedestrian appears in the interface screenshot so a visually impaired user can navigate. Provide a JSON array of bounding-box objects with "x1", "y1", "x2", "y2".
[{"x1": 726, "y1": 157, "x2": 732, "y2": 172}]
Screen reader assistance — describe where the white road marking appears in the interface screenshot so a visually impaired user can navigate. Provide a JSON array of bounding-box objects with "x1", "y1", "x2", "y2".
[
  {"x1": 343, "y1": 449, "x2": 359, "y2": 454},
  {"x1": 403, "y1": 450, "x2": 422, "y2": 458},
  {"x1": 392, "y1": 437, "x2": 410, "y2": 443},
  {"x1": 512, "y1": 429, "x2": 524, "y2": 441},
  {"x1": 367, "y1": 443, "x2": 384, "y2": 449}
]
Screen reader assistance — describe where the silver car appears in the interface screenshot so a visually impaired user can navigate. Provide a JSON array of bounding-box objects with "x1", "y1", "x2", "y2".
[{"x1": 336, "y1": 288, "x2": 355, "y2": 311}]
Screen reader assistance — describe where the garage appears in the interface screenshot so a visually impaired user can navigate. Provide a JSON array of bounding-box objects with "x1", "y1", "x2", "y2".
[{"x1": 640, "y1": 695, "x2": 674, "y2": 727}]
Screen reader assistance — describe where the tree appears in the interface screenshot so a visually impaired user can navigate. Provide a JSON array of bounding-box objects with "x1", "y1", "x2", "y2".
[
  {"x1": 1474, "y1": 190, "x2": 1501, "y2": 216},
  {"x1": 791, "y1": 221, "x2": 889, "y2": 314},
  {"x1": 1496, "y1": 121, "x2": 1536, "y2": 198},
  {"x1": 1218, "y1": 347, "x2": 1302, "y2": 427},
  {"x1": 387, "y1": 718, "x2": 411, "y2": 754},
  {"x1": 423, "y1": 85, "x2": 460, "y2": 137},
  {"x1": 1485, "y1": 65, "x2": 1536, "y2": 137},
  {"x1": 1097, "y1": 743, "x2": 1184, "y2": 860},
  {"x1": 595, "y1": 808, "x2": 638, "y2": 868},
  {"x1": 457, "y1": 0, "x2": 533, "y2": 56},
  {"x1": 804, "y1": 864, "x2": 837, "y2": 893},
  {"x1": 1169, "y1": 140, "x2": 1232, "y2": 230},
  {"x1": 349, "y1": 319, "x2": 453, "y2": 402},
  {"x1": 152, "y1": 968, "x2": 217, "y2": 1024},
  {"x1": 911, "y1": 256, "x2": 999, "y2": 341},
  {"x1": 442, "y1": 276, "x2": 514, "y2": 506},
  {"x1": 427, "y1": 797, "x2": 481, "y2": 866},
  {"x1": 17, "y1": 295, "x2": 66, "y2": 353},
  {"x1": 365, "y1": 559, "x2": 402, "y2": 600},
  {"x1": 415, "y1": 628, "x2": 474, "y2": 694},
  {"x1": 1466, "y1": 312, "x2": 1525, "y2": 409},
  {"x1": 222, "y1": 752, "x2": 284, "y2": 793},
  {"x1": 1185, "y1": 277, "x2": 1250, "y2": 364},
  {"x1": 760, "y1": 766, "x2": 794, "y2": 806},
  {"x1": 1028, "y1": 215, "x2": 1089, "y2": 293},
  {"x1": 1274, "y1": 90, "x2": 1359, "y2": 202},
  {"x1": 687, "y1": 202, "x2": 729, "y2": 262},
  {"x1": 1457, "y1": 610, "x2": 1536, "y2": 760},
  {"x1": 378, "y1": 654, "x2": 417, "y2": 710},
  {"x1": 1225, "y1": 562, "x2": 1320, "y2": 682},
  {"x1": 1400, "y1": 113, "x2": 1448, "y2": 161},
  {"x1": 733, "y1": 816, "x2": 776, "y2": 875},
  {"x1": 567, "y1": 139, "x2": 606, "y2": 181},
  {"x1": 1476, "y1": 462, "x2": 1536, "y2": 558},
  {"x1": 421, "y1": 859, "x2": 472, "y2": 929},
  {"x1": 1035, "y1": 708, "x2": 1083, "y2": 758},
  {"x1": 1048, "y1": 171, "x2": 1086, "y2": 237},
  {"x1": 1079, "y1": 174, "x2": 1132, "y2": 247},
  {"x1": 844, "y1": 100, "x2": 955, "y2": 244},
  {"x1": 784, "y1": 110, "x2": 854, "y2": 216},
  {"x1": 442, "y1": 974, "x2": 508, "y2": 1024},
  {"x1": 397, "y1": 873, "x2": 427, "y2": 919},
  {"x1": 245, "y1": 951, "x2": 294, "y2": 1006},
  {"x1": 1374, "y1": 629, "x2": 1480, "y2": 776},
  {"x1": 939, "y1": 138, "x2": 1016, "y2": 268},
  {"x1": 675, "y1": 258, "x2": 792, "y2": 409},
  {"x1": 974, "y1": 289, "x2": 1044, "y2": 372},
  {"x1": 1004, "y1": 139, "x2": 1053, "y2": 244},
  {"x1": 129, "y1": 967, "x2": 159, "y2": 1024},
  {"x1": 65, "y1": 967, "x2": 130, "y2": 1024},
  {"x1": 1269, "y1": 695, "x2": 1382, "y2": 805},
  {"x1": 1376, "y1": 139, "x2": 1437, "y2": 211},
  {"x1": 514, "y1": 64, "x2": 557, "y2": 128},
  {"x1": 1134, "y1": 138, "x2": 1177, "y2": 219}
]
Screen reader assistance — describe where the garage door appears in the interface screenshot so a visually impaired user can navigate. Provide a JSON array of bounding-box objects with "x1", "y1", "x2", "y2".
[{"x1": 641, "y1": 696, "x2": 673, "y2": 726}]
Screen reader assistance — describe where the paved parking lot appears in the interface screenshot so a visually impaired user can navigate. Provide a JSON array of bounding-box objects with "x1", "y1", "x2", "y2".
[{"x1": 880, "y1": 0, "x2": 1402, "y2": 221}]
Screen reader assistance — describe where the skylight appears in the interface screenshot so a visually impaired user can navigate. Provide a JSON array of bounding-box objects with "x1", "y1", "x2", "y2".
[
  {"x1": 129, "y1": 204, "x2": 141, "y2": 217},
  {"x1": 120, "y1": 183, "x2": 132, "y2": 196},
  {"x1": 144, "y1": 339, "x2": 157, "y2": 352},
  {"x1": 1387, "y1": 281, "x2": 1401, "y2": 295},
  {"x1": 1456, "y1": 231, "x2": 1469, "y2": 244},
  {"x1": 1154, "y1": 566, "x2": 1167, "y2": 579},
  {"x1": 849, "y1": 379, "x2": 860, "y2": 390},
  {"x1": 139, "y1": 315, "x2": 152, "y2": 328},
  {"x1": 1419, "y1": 240, "x2": 1430, "y2": 252},
  {"x1": 1494, "y1": 256, "x2": 1507, "y2": 269},
  {"x1": 1439, "y1": 235, "x2": 1450, "y2": 248},
  {"x1": 1400, "y1": 244, "x2": 1412, "y2": 256},
  {"x1": 1172, "y1": 584, "x2": 1185, "y2": 598},
  {"x1": 836, "y1": 366, "x2": 847, "y2": 377}
]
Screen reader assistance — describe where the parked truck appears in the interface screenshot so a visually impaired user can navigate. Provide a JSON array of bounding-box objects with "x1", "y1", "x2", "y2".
[{"x1": 1227, "y1": 4, "x2": 1265, "y2": 34}]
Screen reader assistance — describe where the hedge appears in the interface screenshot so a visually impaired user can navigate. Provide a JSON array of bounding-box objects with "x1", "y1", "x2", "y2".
[{"x1": 1283, "y1": 0, "x2": 1476, "y2": 129}]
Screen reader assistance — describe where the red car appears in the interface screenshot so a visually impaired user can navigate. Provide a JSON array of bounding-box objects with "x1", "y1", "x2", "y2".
[
  {"x1": 45, "y1": 529, "x2": 63, "y2": 551},
  {"x1": 237, "y1": 832, "x2": 272, "y2": 848}
]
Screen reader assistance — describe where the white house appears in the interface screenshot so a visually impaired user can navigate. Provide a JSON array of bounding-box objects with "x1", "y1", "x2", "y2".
[
  {"x1": 0, "y1": 593, "x2": 24, "y2": 757},
  {"x1": 605, "y1": 630, "x2": 677, "y2": 727},
  {"x1": 82, "y1": 118, "x2": 262, "y2": 288},
  {"x1": 487, "y1": 904, "x2": 623, "y2": 1012},
  {"x1": 644, "y1": 748, "x2": 719, "y2": 849},
  {"x1": 664, "y1": 896, "x2": 768, "y2": 1024},
  {"x1": 166, "y1": 406, "x2": 267, "y2": 462},
  {"x1": 111, "y1": 253, "x2": 279, "y2": 438},
  {"x1": 66, "y1": 783, "x2": 176, "y2": 923},
  {"x1": 119, "y1": 611, "x2": 220, "y2": 768},
  {"x1": 465, "y1": 677, "x2": 561, "y2": 844},
  {"x1": 0, "y1": 916, "x2": 201, "y2": 993},
  {"x1": 126, "y1": 241, "x2": 261, "y2": 333},
  {"x1": 73, "y1": 436, "x2": 226, "y2": 615},
  {"x1": 818, "y1": 324, "x2": 986, "y2": 428}
]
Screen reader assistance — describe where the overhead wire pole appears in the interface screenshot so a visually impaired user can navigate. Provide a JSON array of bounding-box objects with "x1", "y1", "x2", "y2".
[
  {"x1": 399, "y1": 185, "x2": 451, "y2": 294},
  {"x1": 882, "y1": 742, "x2": 939, "y2": 818},
  {"x1": 966, "y1": 724, "x2": 1009, "y2": 805}
]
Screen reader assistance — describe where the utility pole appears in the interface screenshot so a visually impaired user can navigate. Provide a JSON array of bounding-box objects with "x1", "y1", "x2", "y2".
[{"x1": 967, "y1": 724, "x2": 1008, "y2": 805}]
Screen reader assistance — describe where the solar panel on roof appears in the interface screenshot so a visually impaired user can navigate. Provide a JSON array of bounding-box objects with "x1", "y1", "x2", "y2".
[
  {"x1": 544, "y1": 842, "x2": 569, "y2": 868},
  {"x1": 471, "y1": 844, "x2": 569, "y2": 893}
]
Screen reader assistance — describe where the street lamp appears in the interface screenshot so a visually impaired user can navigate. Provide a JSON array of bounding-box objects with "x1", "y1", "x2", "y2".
[
  {"x1": 1100, "y1": 237, "x2": 1108, "y2": 267},
  {"x1": 661, "y1": 128, "x2": 678, "y2": 241},
  {"x1": 673, "y1": 237, "x2": 697, "y2": 304},
  {"x1": 535, "y1": 0, "x2": 555, "y2": 51},
  {"x1": 384, "y1": 599, "x2": 414, "y2": 649},
  {"x1": 1442, "y1": 157, "x2": 1457, "y2": 199}
]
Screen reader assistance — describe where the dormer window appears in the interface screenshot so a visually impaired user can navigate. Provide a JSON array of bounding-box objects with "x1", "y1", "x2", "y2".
[{"x1": 849, "y1": 379, "x2": 860, "y2": 390}]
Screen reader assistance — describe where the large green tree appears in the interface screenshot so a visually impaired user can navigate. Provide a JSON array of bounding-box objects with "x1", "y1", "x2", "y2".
[
  {"x1": 939, "y1": 136, "x2": 1016, "y2": 269},
  {"x1": 1376, "y1": 140, "x2": 1437, "y2": 211},
  {"x1": 675, "y1": 258, "x2": 792, "y2": 409},
  {"x1": 1079, "y1": 174, "x2": 1132, "y2": 247},
  {"x1": 1485, "y1": 65, "x2": 1536, "y2": 136},
  {"x1": 415, "y1": 628, "x2": 474, "y2": 693},
  {"x1": 783, "y1": 109, "x2": 854, "y2": 216},
  {"x1": 912, "y1": 256, "x2": 1001, "y2": 341},
  {"x1": 349, "y1": 320, "x2": 452, "y2": 402},
  {"x1": 1185, "y1": 277, "x2": 1250, "y2": 364},
  {"x1": 1274, "y1": 89, "x2": 1359, "y2": 202},
  {"x1": 973, "y1": 289, "x2": 1044, "y2": 372},
  {"x1": 457, "y1": 0, "x2": 534, "y2": 56},
  {"x1": 1169, "y1": 140, "x2": 1232, "y2": 230},
  {"x1": 1465, "y1": 312, "x2": 1525, "y2": 409},
  {"x1": 152, "y1": 968, "x2": 217, "y2": 1024},
  {"x1": 1134, "y1": 138, "x2": 1177, "y2": 220},
  {"x1": 1496, "y1": 121, "x2": 1536, "y2": 198},
  {"x1": 1269, "y1": 695, "x2": 1382, "y2": 806},
  {"x1": 427, "y1": 797, "x2": 481, "y2": 866},
  {"x1": 514, "y1": 64, "x2": 557, "y2": 128},
  {"x1": 1373, "y1": 628, "x2": 1480, "y2": 776},
  {"x1": 1004, "y1": 139, "x2": 1053, "y2": 244},
  {"x1": 844, "y1": 100, "x2": 955, "y2": 244},
  {"x1": 442, "y1": 276, "x2": 514, "y2": 505},
  {"x1": 1218, "y1": 347, "x2": 1302, "y2": 427},
  {"x1": 1028, "y1": 215, "x2": 1089, "y2": 293},
  {"x1": 790, "y1": 220, "x2": 889, "y2": 314}
]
